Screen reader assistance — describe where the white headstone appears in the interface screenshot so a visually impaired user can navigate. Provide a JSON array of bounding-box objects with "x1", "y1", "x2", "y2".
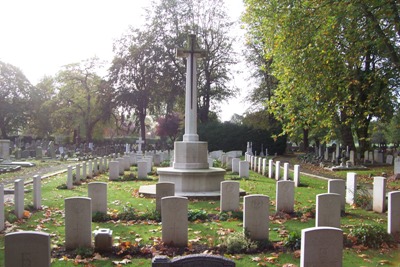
[
  {"x1": 275, "y1": 161, "x2": 281, "y2": 180},
  {"x1": 14, "y1": 179, "x2": 24, "y2": 219},
  {"x1": 65, "y1": 197, "x2": 92, "y2": 249},
  {"x1": 75, "y1": 164, "x2": 81, "y2": 182},
  {"x1": 373, "y1": 176, "x2": 387, "y2": 213},
  {"x1": 293, "y1": 165, "x2": 300, "y2": 187},
  {"x1": 220, "y1": 181, "x2": 240, "y2": 212},
  {"x1": 5, "y1": 231, "x2": 51, "y2": 267},
  {"x1": 244, "y1": 194, "x2": 269, "y2": 241},
  {"x1": 33, "y1": 175, "x2": 42, "y2": 210},
  {"x1": 394, "y1": 157, "x2": 400, "y2": 174},
  {"x1": 156, "y1": 182, "x2": 175, "y2": 213},
  {"x1": 161, "y1": 196, "x2": 188, "y2": 247},
  {"x1": 328, "y1": 179, "x2": 345, "y2": 213},
  {"x1": 349, "y1": 150, "x2": 355, "y2": 164},
  {"x1": 137, "y1": 160, "x2": 148, "y2": 179},
  {"x1": 386, "y1": 155, "x2": 394, "y2": 165},
  {"x1": 388, "y1": 191, "x2": 400, "y2": 235},
  {"x1": 238, "y1": 161, "x2": 249, "y2": 178},
  {"x1": 300, "y1": 227, "x2": 343, "y2": 267},
  {"x1": 67, "y1": 165, "x2": 73, "y2": 189},
  {"x1": 283, "y1": 162, "x2": 289, "y2": 180},
  {"x1": 268, "y1": 159, "x2": 273, "y2": 178},
  {"x1": 232, "y1": 158, "x2": 240, "y2": 173},
  {"x1": 0, "y1": 139, "x2": 11, "y2": 162},
  {"x1": 316, "y1": 193, "x2": 341, "y2": 228},
  {"x1": 109, "y1": 161, "x2": 120, "y2": 180},
  {"x1": 346, "y1": 172, "x2": 357, "y2": 205},
  {"x1": 88, "y1": 160, "x2": 93, "y2": 179},
  {"x1": 82, "y1": 162, "x2": 87, "y2": 180},
  {"x1": 276, "y1": 181, "x2": 294, "y2": 213},
  {"x1": 262, "y1": 158, "x2": 267, "y2": 176},
  {"x1": 88, "y1": 182, "x2": 108, "y2": 214},
  {"x1": 257, "y1": 157, "x2": 262, "y2": 173}
]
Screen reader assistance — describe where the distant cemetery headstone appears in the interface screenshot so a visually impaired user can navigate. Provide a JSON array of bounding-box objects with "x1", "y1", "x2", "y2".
[
  {"x1": 14, "y1": 179, "x2": 24, "y2": 219},
  {"x1": 293, "y1": 165, "x2": 300, "y2": 187},
  {"x1": 238, "y1": 161, "x2": 249, "y2": 178},
  {"x1": 0, "y1": 185, "x2": 4, "y2": 231},
  {"x1": 0, "y1": 139, "x2": 11, "y2": 162},
  {"x1": 300, "y1": 227, "x2": 343, "y2": 267},
  {"x1": 5, "y1": 231, "x2": 51, "y2": 267}
]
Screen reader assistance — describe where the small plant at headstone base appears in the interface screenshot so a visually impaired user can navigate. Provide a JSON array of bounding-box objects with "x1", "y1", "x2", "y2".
[
  {"x1": 348, "y1": 224, "x2": 394, "y2": 249},
  {"x1": 188, "y1": 209, "x2": 208, "y2": 221},
  {"x1": 74, "y1": 246, "x2": 94, "y2": 258},
  {"x1": 160, "y1": 160, "x2": 170, "y2": 167},
  {"x1": 354, "y1": 185, "x2": 372, "y2": 210},
  {"x1": 219, "y1": 210, "x2": 243, "y2": 221},
  {"x1": 294, "y1": 205, "x2": 315, "y2": 220},
  {"x1": 138, "y1": 208, "x2": 161, "y2": 221},
  {"x1": 122, "y1": 172, "x2": 137, "y2": 181},
  {"x1": 284, "y1": 231, "x2": 301, "y2": 251},
  {"x1": 213, "y1": 160, "x2": 222, "y2": 168},
  {"x1": 221, "y1": 229, "x2": 258, "y2": 254},
  {"x1": 118, "y1": 204, "x2": 138, "y2": 221},
  {"x1": 92, "y1": 211, "x2": 111, "y2": 222},
  {"x1": 56, "y1": 183, "x2": 68, "y2": 190},
  {"x1": 5, "y1": 212, "x2": 17, "y2": 224}
]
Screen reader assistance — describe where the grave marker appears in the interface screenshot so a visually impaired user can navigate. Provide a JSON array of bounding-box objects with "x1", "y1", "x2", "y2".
[
  {"x1": 316, "y1": 193, "x2": 341, "y2": 228},
  {"x1": 65, "y1": 197, "x2": 92, "y2": 249},
  {"x1": 161, "y1": 196, "x2": 188, "y2": 247},
  {"x1": 276, "y1": 180, "x2": 294, "y2": 213},
  {"x1": 388, "y1": 191, "x2": 400, "y2": 235},
  {"x1": 156, "y1": 182, "x2": 175, "y2": 213},
  {"x1": 238, "y1": 160, "x2": 249, "y2": 178},
  {"x1": 373, "y1": 176, "x2": 387, "y2": 213},
  {"x1": 346, "y1": 172, "x2": 357, "y2": 205},
  {"x1": 88, "y1": 182, "x2": 108, "y2": 214},
  {"x1": 14, "y1": 179, "x2": 24, "y2": 219},
  {"x1": 220, "y1": 181, "x2": 240, "y2": 212},
  {"x1": 275, "y1": 161, "x2": 281, "y2": 180},
  {"x1": 33, "y1": 175, "x2": 42, "y2": 210},
  {"x1": 293, "y1": 164, "x2": 300, "y2": 187},
  {"x1": 328, "y1": 179, "x2": 345, "y2": 213},
  {"x1": 244, "y1": 194, "x2": 269, "y2": 240}
]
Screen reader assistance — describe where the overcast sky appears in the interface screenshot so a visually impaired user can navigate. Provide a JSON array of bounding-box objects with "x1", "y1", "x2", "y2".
[{"x1": 0, "y1": 0, "x2": 248, "y2": 121}]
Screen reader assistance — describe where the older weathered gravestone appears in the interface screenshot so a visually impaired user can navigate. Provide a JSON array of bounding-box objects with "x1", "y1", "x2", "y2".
[
  {"x1": 346, "y1": 172, "x2": 357, "y2": 205},
  {"x1": 35, "y1": 146, "x2": 43, "y2": 160},
  {"x1": 316, "y1": 193, "x2": 341, "y2": 228},
  {"x1": 161, "y1": 196, "x2": 188, "y2": 247},
  {"x1": 276, "y1": 181, "x2": 294, "y2": 213},
  {"x1": 94, "y1": 228, "x2": 113, "y2": 252},
  {"x1": 33, "y1": 175, "x2": 42, "y2": 210},
  {"x1": 152, "y1": 254, "x2": 235, "y2": 267},
  {"x1": 293, "y1": 164, "x2": 300, "y2": 187},
  {"x1": 300, "y1": 227, "x2": 343, "y2": 267},
  {"x1": 5, "y1": 231, "x2": 51, "y2": 267},
  {"x1": 65, "y1": 197, "x2": 92, "y2": 249},
  {"x1": 388, "y1": 191, "x2": 400, "y2": 235},
  {"x1": 88, "y1": 182, "x2": 107, "y2": 214},
  {"x1": 328, "y1": 179, "x2": 346, "y2": 213},
  {"x1": 238, "y1": 161, "x2": 249, "y2": 178},
  {"x1": 394, "y1": 157, "x2": 400, "y2": 174},
  {"x1": 220, "y1": 181, "x2": 240, "y2": 212},
  {"x1": 156, "y1": 182, "x2": 175, "y2": 213},
  {"x1": 373, "y1": 176, "x2": 387, "y2": 213},
  {"x1": 386, "y1": 155, "x2": 394, "y2": 165},
  {"x1": 14, "y1": 179, "x2": 24, "y2": 219},
  {"x1": 0, "y1": 139, "x2": 11, "y2": 162},
  {"x1": 244, "y1": 194, "x2": 269, "y2": 241}
]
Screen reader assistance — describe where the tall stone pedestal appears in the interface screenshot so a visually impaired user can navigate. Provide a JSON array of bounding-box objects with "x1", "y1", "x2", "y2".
[{"x1": 139, "y1": 141, "x2": 226, "y2": 198}]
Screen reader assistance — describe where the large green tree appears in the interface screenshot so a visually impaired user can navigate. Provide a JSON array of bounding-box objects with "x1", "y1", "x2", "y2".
[
  {"x1": 0, "y1": 61, "x2": 35, "y2": 138},
  {"x1": 52, "y1": 58, "x2": 115, "y2": 142},
  {"x1": 243, "y1": 0, "x2": 400, "y2": 153}
]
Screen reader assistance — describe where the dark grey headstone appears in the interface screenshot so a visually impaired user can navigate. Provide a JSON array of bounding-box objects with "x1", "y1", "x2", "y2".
[{"x1": 152, "y1": 254, "x2": 235, "y2": 267}]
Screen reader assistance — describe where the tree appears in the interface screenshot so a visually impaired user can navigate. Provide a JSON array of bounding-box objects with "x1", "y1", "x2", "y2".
[
  {"x1": 243, "y1": 0, "x2": 399, "y2": 154},
  {"x1": 155, "y1": 112, "x2": 182, "y2": 147},
  {"x1": 52, "y1": 58, "x2": 115, "y2": 142},
  {"x1": 110, "y1": 28, "x2": 163, "y2": 146},
  {"x1": 147, "y1": 0, "x2": 238, "y2": 123},
  {"x1": 0, "y1": 61, "x2": 34, "y2": 138}
]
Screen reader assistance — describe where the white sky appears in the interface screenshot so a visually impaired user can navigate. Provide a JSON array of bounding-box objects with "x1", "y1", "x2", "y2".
[{"x1": 0, "y1": 0, "x2": 249, "y2": 121}]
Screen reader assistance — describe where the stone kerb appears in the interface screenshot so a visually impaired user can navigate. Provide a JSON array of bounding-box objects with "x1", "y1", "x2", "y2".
[
  {"x1": 300, "y1": 227, "x2": 343, "y2": 267},
  {"x1": 244, "y1": 194, "x2": 269, "y2": 241},
  {"x1": 388, "y1": 191, "x2": 400, "y2": 235},
  {"x1": 88, "y1": 182, "x2": 108, "y2": 214},
  {"x1": 161, "y1": 196, "x2": 188, "y2": 247},
  {"x1": 156, "y1": 182, "x2": 175, "y2": 213},
  {"x1": 276, "y1": 181, "x2": 295, "y2": 213},
  {"x1": 316, "y1": 193, "x2": 341, "y2": 228},
  {"x1": 328, "y1": 179, "x2": 346, "y2": 213},
  {"x1": 5, "y1": 231, "x2": 51, "y2": 267},
  {"x1": 65, "y1": 197, "x2": 92, "y2": 249},
  {"x1": 220, "y1": 181, "x2": 240, "y2": 212},
  {"x1": 373, "y1": 176, "x2": 387, "y2": 213}
]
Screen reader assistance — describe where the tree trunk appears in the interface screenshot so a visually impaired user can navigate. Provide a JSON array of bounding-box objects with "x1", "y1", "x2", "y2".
[
  {"x1": 302, "y1": 128, "x2": 309, "y2": 152},
  {"x1": 356, "y1": 119, "x2": 371, "y2": 156}
]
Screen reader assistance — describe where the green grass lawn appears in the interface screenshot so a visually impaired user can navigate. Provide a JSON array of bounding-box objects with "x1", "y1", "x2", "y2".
[{"x1": 0, "y1": 163, "x2": 399, "y2": 266}]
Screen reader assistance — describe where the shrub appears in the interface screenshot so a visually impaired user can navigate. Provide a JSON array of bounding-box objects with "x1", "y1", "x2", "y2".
[
  {"x1": 219, "y1": 211, "x2": 243, "y2": 221},
  {"x1": 284, "y1": 231, "x2": 301, "y2": 251},
  {"x1": 354, "y1": 186, "x2": 372, "y2": 210},
  {"x1": 92, "y1": 212, "x2": 111, "y2": 222},
  {"x1": 349, "y1": 224, "x2": 393, "y2": 248},
  {"x1": 118, "y1": 204, "x2": 138, "y2": 221},
  {"x1": 222, "y1": 231, "x2": 258, "y2": 254},
  {"x1": 188, "y1": 209, "x2": 208, "y2": 221},
  {"x1": 75, "y1": 247, "x2": 94, "y2": 258}
]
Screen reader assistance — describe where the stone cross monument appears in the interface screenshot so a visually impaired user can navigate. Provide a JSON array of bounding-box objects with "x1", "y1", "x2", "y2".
[{"x1": 177, "y1": 34, "x2": 206, "y2": 142}]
